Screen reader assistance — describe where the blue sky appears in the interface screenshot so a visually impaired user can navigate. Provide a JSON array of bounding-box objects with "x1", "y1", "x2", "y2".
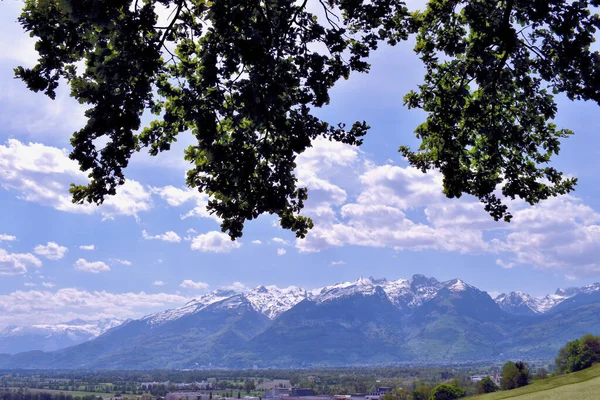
[{"x1": 1, "y1": 0, "x2": 600, "y2": 327}]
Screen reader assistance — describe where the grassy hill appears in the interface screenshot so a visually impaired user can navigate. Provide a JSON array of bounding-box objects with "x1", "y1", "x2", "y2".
[{"x1": 473, "y1": 363, "x2": 600, "y2": 399}]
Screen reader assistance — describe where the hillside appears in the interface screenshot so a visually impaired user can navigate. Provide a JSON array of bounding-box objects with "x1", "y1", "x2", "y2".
[{"x1": 473, "y1": 364, "x2": 600, "y2": 399}]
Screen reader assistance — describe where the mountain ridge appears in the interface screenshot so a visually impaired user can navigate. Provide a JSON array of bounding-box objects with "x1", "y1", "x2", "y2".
[{"x1": 2, "y1": 275, "x2": 600, "y2": 368}]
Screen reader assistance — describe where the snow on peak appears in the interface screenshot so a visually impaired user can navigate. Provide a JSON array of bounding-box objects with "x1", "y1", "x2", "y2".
[
  {"x1": 143, "y1": 289, "x2": 237, "y2": 325},
  {"x1": 446, "y1": 279, "x2": 469, "y2": 292},
  {"x1": 495, "y1": 290, "x2": 570, "y2": 314},
  {"x1": 313, "y1": 277, "x2": 379, "y2": 304},
  {"x1": 244, "y1": 285, "x2": 307, "y2": 319}
]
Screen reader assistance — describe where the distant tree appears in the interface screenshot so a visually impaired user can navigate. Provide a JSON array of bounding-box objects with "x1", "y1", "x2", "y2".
[
  {"x1": 391, "y1": 388, "x2": 411, "y2": 400},
  {"x1": 501, "y1": 361, "x2": 530, "y2": 390},
  {"x1": 475, "y1": 377, "x2": 498, "y2": 394},
  {"x1": 411, "y1": 385, "x2": 432, "y2": 400},
  {"x1": 237, "y1": 392, "x2": 241, "y2": 399},
  {"x1": 427, "y1": 383, "x2": 465, "y2": 400}
]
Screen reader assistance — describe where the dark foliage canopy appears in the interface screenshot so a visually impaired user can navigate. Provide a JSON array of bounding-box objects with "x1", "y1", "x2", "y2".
[{"x1": 11, "y1": 0, "x2": 600, "y2": 238}]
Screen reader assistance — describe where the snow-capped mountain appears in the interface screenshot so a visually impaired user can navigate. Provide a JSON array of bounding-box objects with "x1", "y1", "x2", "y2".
[
  {"x1": 0, "y1": 318, "x2": 123, "y2": 354},
  {"x1": 143, "y1": 289, "x2": 237, "y2": 325},
  {"x1": 143, "y1": 285, "x2": 308, "y2": 325},
  {"x1": 117, "y1": 277, "x2": 600, "y2": 337},
  {"x1": 494, "y1": 283, "x2": 600, "y2": 315},
  {"x1": 244, "y1": 285, "x2": 307, "y2": 319},
  {"x1": 309, "y1": 275, "x2": 474, "y2": 309}
]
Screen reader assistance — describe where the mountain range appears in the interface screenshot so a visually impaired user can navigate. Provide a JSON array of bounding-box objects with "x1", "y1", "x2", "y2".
[{"x1": 2, "y1": 275, "x2": 600, "y2": 369}]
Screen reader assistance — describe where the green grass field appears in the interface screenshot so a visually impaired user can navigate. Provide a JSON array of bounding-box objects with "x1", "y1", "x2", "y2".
[{"x1": 473, "y1": 363, "x2": 600, "y2": 399}]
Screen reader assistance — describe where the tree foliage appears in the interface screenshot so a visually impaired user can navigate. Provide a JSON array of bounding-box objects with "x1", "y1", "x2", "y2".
[
  {"x1": 555, "y1": 334, "x2": 600, "y2": 374},
  {"x1": 11, "y1": 0, "x2": 600, "y2": 238},
  {"x1": 500, "y1": 361, "x2": 530, "y2": 390},
  {"x1": 427, "y1": 383, "x2": 465, "y2": 400},
  {"x1": 475, "y1": 376, "x2": 498, "y2": 394}
]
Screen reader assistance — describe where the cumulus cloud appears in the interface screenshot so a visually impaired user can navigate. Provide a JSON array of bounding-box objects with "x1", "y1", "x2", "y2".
[
  {"x1": 190, "y1": 231, "x2": 242, "y2": 253},
  {"x1": 0, "y1": 287, "x2": 189, "y2": 328},
  {"x1": 291, "y1": 146, "x2": 600, "y2": 278},
  {"x1": 34, "y1": 242, "x2": 68, "y2": 260},
  {"x1": 179, "y1": 280, "x2": 210, "y2": 290},
  {"x1": 153, "y1": 281, "x2": 166, "y2": 286},
  {"x1": 277, "y1": 248, "x2": 287, "y2": 256},
  {"x1": 73, "y1": 258, "x2": 110, "y2": 273},
  {"x1": 0, "y1": 139, "x2": 152, "y2": 219},
  {"x1": 142, "y1": 229, "x2": 181, "y2": 243},
  {"x1": 493, "y1": 196, "x2": 600, "y2": 276},
  {"x1": 251, "y1": 240, "x2": 262, "y2": 245},
  {"x1": 330, "y1": 260, "x2": 345, "y2": 266},
  {"x1": 42, "y1": 282, "x2": 56, "y2": 288},
  {"x1": 0, "y1": 234, "x2": 16, "y2": 242},
  {"x1": 0, "y1": 248, "x2": 42, "y2": 275},
  {"x1": 79, "y1": 244, "x2": 95, "y2": 250}
]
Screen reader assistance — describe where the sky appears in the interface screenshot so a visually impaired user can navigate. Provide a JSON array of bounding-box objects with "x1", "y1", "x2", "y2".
[{"x1": 1, "y1": 0, "x2": 600, "y2": 328}]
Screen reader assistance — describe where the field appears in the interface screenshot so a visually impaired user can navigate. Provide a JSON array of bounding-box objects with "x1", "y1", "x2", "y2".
[
  {"x1": 8, "y1": 387, "x2": 122, "y2": 399},
  {"x1": 473, "y1": 364, "x2": 600, "y2": 399}
]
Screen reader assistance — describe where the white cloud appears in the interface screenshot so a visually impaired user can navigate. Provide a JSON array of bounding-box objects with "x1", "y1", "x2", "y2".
[
  {"x1": 0, "y1": 139, "x2": 152, "y2": 219},
  {"x1": 493, "y1": 196, "x2": 600, "y2": 276},
  {"x1": 222, "y1": 282, "x2": 248, "y2": 292},
  {"x1": 357, "y1": 164, "x2": 444, "y2": 210},
  {"x1": 42, "y1": 282, "x2": 56, "y2": 288},
  {"x1": 0, "y1": 234, "x2": 16, "y2": 242},
  {"x1": 179, "y1": 280, "x2": 210, "y2": 290},
  {"x1": 190, "y1": 231, "x2": 242, "y2": 253},
  {"x1": 277, "y1": 248, "x2": 287, "y2": 256},
  {"x1": 0, "y1": 287, "x2": 189, "y2": 328},
  {"x1": 79, "y1": 244, "x2": 95, "y2": 250},
  {"x1": 272, "y1": 237, "x2": 290, "y2": 246},
  {"x1": 330, "y1": 260, "x2": 345, "y2": 266},
  {"x1": 496, "y1": 259, "x2": 516, "y2": 269},
  {"x1": 73, "y1": 258, "x2": 110, "y2": 273},
  {"x1": 153, "y1": 280, "x2": 166, "y2": 286},
  {"x1": 111, "y1": 259, "x2": 132, "y2": 266},
  {"x1": 142, "y1": 229, "x2": 181, "y2": 243},
  {"x1": 0, "y1": 248, "x2": 42, "y2": 275},
  {"x1": 151, "y1": 186, "x2": 219, "y2": 222},
  {"x1": 34, "y1": 242, "x2": 68, "y2": 260},
  {"x1": 24, "y1": 282, "x2": 37, "y2": 287},
  {"x1": 251, "y1": 240, "x2": 262, "y2": 245}
]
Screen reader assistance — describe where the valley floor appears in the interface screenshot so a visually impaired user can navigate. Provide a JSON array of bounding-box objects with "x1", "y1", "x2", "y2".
[{"x1": 473, "y1": 364, "x2": 600, "y2": 399}]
